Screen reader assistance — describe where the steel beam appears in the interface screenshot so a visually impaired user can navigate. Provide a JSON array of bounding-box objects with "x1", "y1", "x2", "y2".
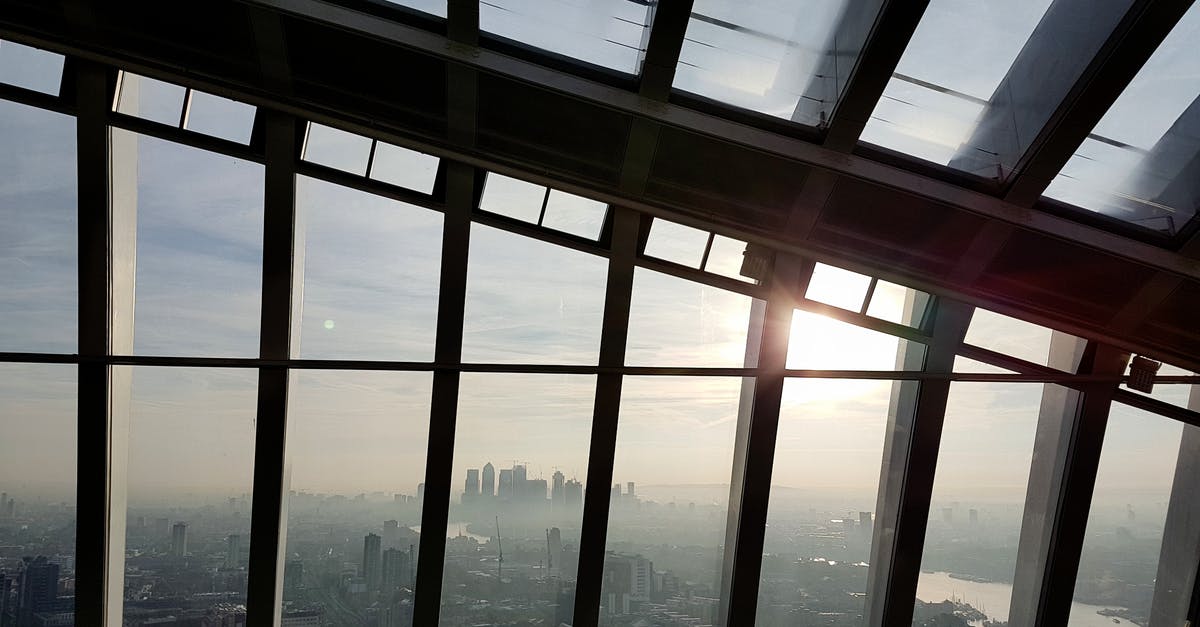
[{"x1": 636, "y1": 0, "x2": 692, "y2": 102}]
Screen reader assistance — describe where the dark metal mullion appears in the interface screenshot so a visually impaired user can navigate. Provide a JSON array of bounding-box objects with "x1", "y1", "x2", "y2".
[
  {"x1": 245, "y1": 109, "x2": 299, "y2": 627},
  {"x1": 108, "y1": 111, "x2": 264, "y2": 162},
  {"x1": 572, "y1": 207, "x2": 640, "y2": 627},
  {"x1": 860, "y1": 277, "x2": 879, "y2": 315},
  {"x1": 536, "y1": 185, "x2": 550, "y2": 226},
  {"x1": 364, "y1": 137, "x2": 378, "y2": 179},
  {"x1": 73, "y1": 58, "x2": 113, "y2": 627},
  {"x1": 698, "y1": 231, "x2": 715, "y2": 272},
  {"x1": 178, "y1": 87, "x2": 192, "y2": 130}
]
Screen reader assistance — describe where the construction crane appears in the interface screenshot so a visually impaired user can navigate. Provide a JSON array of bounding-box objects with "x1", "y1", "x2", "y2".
[{"x1": 495, "y1": 515, "x2": 504, "y2": 580}]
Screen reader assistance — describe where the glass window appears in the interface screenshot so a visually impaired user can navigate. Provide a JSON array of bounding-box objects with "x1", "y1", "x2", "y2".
[
  {"x1": 704, "y1": 234, "x2": 751, "y2": 282},
  {"x1": 913, "y1": 382, "x2": 1046, "y2": 625},
  {"x1": 1070, "y1": 404, "x2": 1186, "y2": 626},
  {"x1": 643, "y1": 218, "x2": 709, "y2": 268},
  {"x1": 480, "y1": 0, "x2": 651, "y2": 74},
  {"x1": 119, "y1": 131, "x2": 264, "y2": 357},
  {"x1": 462, "y1": 224, "x2": 607, "y2": 364},
  {"x1": 303, "y1": 122, "x2": 372, "y2": 175},
  {"x1": 383, "y1": 0, "x2": 446, "y2": 18},
  {"x1": 0, "y1": 39, "x2": 64, "y2": 95},
  {"x1": 865, "y1": 280, "x2": 931, "y2": 328},
  {"x1": 953, "y1": 355, "x2": 1018, "y2": 374},
  {"x1": 625, "y1": 268, "x2": 756, "y2": 368},
  {"x1": 281, "y1": 370, "x2": 432, "y2": 626},
  {"x1": 540, "y1": 190, "x2": 607, "y2": 240},
  {"x1": 757, "y1": 377, "x2": 901, "y2": 625},
  {"x1": 369, "y1": 141, "x2": 439, "y2": 194},
  {"x1": 183, "y1": 91, "x2": 256, "y2": 144},
  {"x1": 788, "y1": 310, "x2": 925, "y2": 370},
  {"x1": 674, "y1": 0, "x2": 877, "y2": 125},
  {"x1": 601, "y1": 375, "x2": 744, "y2": 625},
  {"x1": 860, "y1": 0, "x2": 1055, "y2": 166},
  {"x1": 806, "y1": 262, "x2": 872, "y2": 312},
  {"x1": 1121, "y1": 361, "x2": 1194, "y2": 408},
  {"x1": 0, "y1": 362, "x2": 77, "y2": 626},
  {"x1": 115, "y1": 72, "x2": 187, "y2": 127},
  {"x1": 0, "y1": 100, "x2": 76, "y2": 353},
  {"x1": 1044, "y1": 4, "x2": 1200, "y2": 234},
  {"x1": 440, "y1": 373, "x2": 595, "y2": 626},
  {"x1": 478, "y1": 173, "x2": 546, "y2": 223},
  {"x1": 121, "y1": 366, "x2": 257, "y2": 624},
  {"x1": 963, "y1": 308, "x2": 1069, "y2": 370},
  {"x1": 295, "y1": 176, "x2": 442, "y2": 360}
]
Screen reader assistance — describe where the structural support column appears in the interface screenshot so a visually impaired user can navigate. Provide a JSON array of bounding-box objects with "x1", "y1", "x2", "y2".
[
  {"x1": 863, "y1": 297, "x2": 973, "y2": 627},
  {"x1": 1149, "y1": 385, "x2": 1200, "y2": 626}
]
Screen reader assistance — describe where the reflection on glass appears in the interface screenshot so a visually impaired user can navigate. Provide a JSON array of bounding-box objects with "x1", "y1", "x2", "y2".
[
  {"x1": 479, "y1": 173, "x2": 546, "y2": 223},
  {"x1": 122, "y1": 366, "x2": 257, "y2": 625},
  {"x1": 369, "y1": 141, "x2": 439, "y2": 194},
  {"x1": 303, "y1": 122, "x2": 372, "y2": 175},
  {"x1": 480, "y1": 0, "x2": 650, "y2": 73},
  {"x1": 963, "y1": 308, "x2": 1065, "y2": 369},
  {"x1": 0, "y1": 100, "x2": 76, "y2": 353},
  {"x1": 462, "y1": 224, "x2": 607, "y2": 364},
  {"x1": 913, "y1": 382, "x2": 1044, "y2": 625},
  {"x1": 861, "y1": 0, "x2": 1054, "y2": 167},
  {"x1": 865, "y1": 280, "x2": 930, "y2": 327},
  {"x1": 1045, "y1": 4, "x2": 1200, "y2": 234},
  {"x1": 0, "y1": 39, "x2": 64, "y2": 95},
  {"x1": 1121, "y1": 362, "x2": 1194, "y2": 408},
  {"x1": 674, "y1": 0, "x2": 875, "y2": 124},
  {"x1": 806, "y1": 263, "x2": 871, "y2": 312},
  {"x1": 1071, "y1": 404, "x2": 1185, "y2": 626},
  {"x1": 120, "y1": 131, "x2": 264, "y2": 357},
  {"x1": 788, "y1": 310, "x2": 924, "y2": 370},
  {"x1": 625, "y1": 268, "x2": 755, "y2": 367},
  {"x1": 0, "y1": 363, "x2": 77, "y2": 626},
  {"x1": 704, "y1": 234, "x2": 750, "y2": 282},
  {"x1": 440, "y1": 373, "x2": 595, "y2": 627},
  {"x1": 282, "y1": 370, "x2": 432, "y2": 627},
  {"x1": 183, "y1": 91, "x2": 256, "y2": 144},
  {"x1": 116, "y1": 72, "x2": 187, "y2": 127},
  {"x1": 541, "y1": 190, "x2": 607, "y2": 240},
  {"x1": 295, "y1": 176, "x2": 442, "y2": 360},
  {"x1": 757, "y1": 378, "x2": 897, "y2": 625},
  {"x1": 601, "y1": 376, "x2": 743, "y2": 625},
  {"x1": 643, "y1": 218, "x2": 709, "y2": 268}
]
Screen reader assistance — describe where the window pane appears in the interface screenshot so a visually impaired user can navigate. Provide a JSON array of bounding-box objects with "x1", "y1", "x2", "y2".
[
  {"x1": 540, "y1": 190, "x2": 607, "y2": 239},
  {"x1": 913, "y1": 382, "x2": 1045, "y2": 625},
  {"x1": 480, "y1": 0, "x2": 650, "y2": 73},
  {"x1": 440, "y1": 373, "x2": 595, "y2": 626},
  {"x1": 643, "y1": 219, "x2": 709, "y2": 268},
  {"x1": 115, "y1": 72, "x2": 187, "y2": 127},
  {"x1": 788, "y1": 310, "x2": 925, "y2": 370},
  {"x1": 0, "y1": 39, "x2": 64, "y2": 95},
  {"x1": 865, "y1": 280, "x2": 930, "y2": 328},
  {"x1": 757, "y1": 378, "x2": 900, "y2": 625},
  {"x1": 295, "y1": 176, "x2": 441, "y2": 360},
  {"x1": 0, "y1": 100, "x2": 76, "y2": 353},
  {"x1": 806, "y1": 262, "x2": 872, "y2": 312},
  {"x1": 601, "y1": 376, "x2": 743, "y2": 625},
  {"x1": 478, "y1": 173, "x2": 545, "y2": 223},
  {"x1": 953, "y1": 355, "x2": 1018, "y2": 374},
  {"x1": 282, "y1": 370, "x2": 432, "y2": 626},
  {"x1": 1121, "y1": 362, "x2": 1194, "y2": 408},
  {"x1": 383, "y1": 0, "x2": 446, "y2": 18},
  {"x1": 964, "y1": 308, "x2": 1068, "y2": 369},
  {"x1": 462, "y1": 225, "x2": 607, "y2": 364},
  {"x1": 122, "y1": 367, "x2": 257, "y2": 624},
  {"x1": 1071, "y1": 404, "x2": 1186, "y2": 626},
  {"x1": 0, "y1": 363, "x2": 76, "y2": 626},
  {"x1": 303, "y1": 122, "x2": 372, "y2": 175},
  {"x1": 704, "y1": 234, "x2": 750, "y2": 282},
  {"x1": 119, "y1": 131, "x2": 264, "y2": 357},
  {"x1": 184, "y1": 91, "x2": 256, "y2": 144},
  {"x1": 625, "y1": 268, "x2": 756, "y2": 367},
  {"x1": 369, "y1": 141, "x2": 439, "y2": 194}
]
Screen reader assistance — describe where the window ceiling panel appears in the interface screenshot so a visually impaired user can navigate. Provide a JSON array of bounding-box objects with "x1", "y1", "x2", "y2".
[
  {"x1": 382, "y1": 0, "x2": 446, "y2": 18},
  {"x1": 0, "y1": 39, "x2": 64, "y2": 95},
  {"x1": 1044, "y1": 3, "x2": 1200, "y2": 236},
  {"x1": 115, "y1": 73, "x2": 188, "y2": 127},
  {"x1": 480, "y1": 0, "x2": 651, "y2": 74},
  {"x1": 674, "y1": 0, "x2": 880, "y2": 125},
  {"x1": 860, "y1": 0, "x2": 1054, "y2": 166}
]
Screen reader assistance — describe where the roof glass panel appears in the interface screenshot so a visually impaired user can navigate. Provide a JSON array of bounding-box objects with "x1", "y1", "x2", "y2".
[
  {"x1": 478, "y1": 173, "x2": 545, "y2": 223},
  {"x1": 303, "y1": 122, "x2": 372, "y2": 176},
  {"x1": 704, "y1": 234, "x2": 751, "y2": 282},
  {"x1": 805, "y1": 262, "x2": 872, "y2": 312},
  {"x1": 964, "y1": 308, "x2": 1076, "y2": 370},
  {"x1": 115, "y1": 72, "x2": 187, "y2": 127},
  {"x1": 1043, "y1": 4, "x2": 1200, "y2": 235},
  {"x1": 674, "y1": 0, "x2": 873, "y2": 125},
  {"x1": 0, "y1": 39, "x2": 64, "y2": 95},
  {"x1": 382, "y1": 0, "x2": 446, "y2": 18},
  {"x1": 860, "y1": 0, "x2": 1054, "y2": 166},
  {"x1": 184, "y1": 91, "x2": 256, "y2": 144},
  {"x1": 643, "y1": 218, "x2": 709, "y2": 268},
  {"x1": 865, "y1": 280, "x2": 930, "y2": 328},
  {"x1": 480, "y1": 0, "x2": 651, "y2": 74},
  {"x1": 540, "y1": 189, "x2": 607, "y2": 239},
  {"x1": 368, "y1": 141, "x2": 439, "y2": 194}
]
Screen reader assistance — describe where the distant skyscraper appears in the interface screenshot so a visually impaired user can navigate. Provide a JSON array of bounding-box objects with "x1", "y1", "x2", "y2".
[
  {"x1": 0, "y1": 572, "x2": 10, "y2": 621},
  {"x1": 417, "y1": 483, "x2": 425, "y2": 502},
  {"x1": 381, "y1": 547, "x2": 410, "y2": 590},
  {"x1": 626, "y1": 482, "x2": 635, "y2": 499},
  {"x1": 171, "y1": 523, "x2": 188, "y2": 557},
  {"x1": 526, "y1": 478, "x2": 548, "y2": 502},
  {"x1": 0, "y1": 493, "x2": 6, "y2": 519},
  {"x1": 363, "y1": 533, "x2": 382, "y2": 591},
  {"x1": 611, "y1": 483, "x2": 621, "y2": 504},
  {"x1": 154, "y1": 517, "x2": 169, "y2": 537},
  {"x1": 16, "y1": 556, "x2": 59, "y2": 623},
  {"x1": 383, "y1": 519, "x2": 399, "y2": 550},
  {"x1": 4, "y1": 498, "x2": 13, "y2": 519},
  {"x1": 284, "y1": 560, "x2": 304, "y2": 592},
  {"x1": 859, "y1": 511, "x2": 873, "y2": 529},
  {"x1": 552, "y1": 471, "x2": 566, "y2": 507},
  {"x1": 498, "y1": 469, "x2": 514, "y2": 500},
  {"x1": 547, "y1": 527, "x2": 563, "y2": 574},
  {"x1": 564, "y1": 479, "x2": 583, "y2": 509},
  {"x1": 465, "y1": 468, "x2": 480, "y2": 502},
  {"x1": 513, "y1": 464, "x2": 528, "y2": 496},
  {"x1": 969, "y1": 508, "x2": 979, "y2": 526},
  {"x1": 482, "y1": 462, "x2": 496, "y2": 498},
  {"x1": 226, "y1": 534, "x2": 241, "y2": 568}
]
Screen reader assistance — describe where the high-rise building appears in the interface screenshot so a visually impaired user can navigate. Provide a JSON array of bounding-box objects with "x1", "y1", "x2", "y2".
[
  {"x1": 383, "y1": 519, "x2": 399, "y2": 549},
  {"x1": 611, "y1": 483, "x2": 622, "y2": 504},
  {"x1": 226, "y1": 534, "x2": 242, "y2": 568},
  {"x1": 0, "y1": 571, "x2": 10, "y2": 622},
  {"x1": 547, "y1": 527, "x2": 563, "y2": 574},
  {"x1": 3, "y1": 498, "x2": 13, "y2": 519},
  {"x1": 626, "y1": 482, "x2": 635, "y2": 499},
  {"x1": 284, "y1": 560, "x2": 304, "y2": 592},
  {"x1": 171, "y1": 522, "x2": 188, "y2": 557},
  {"x1": 363, "y1": 533, "x2": 382, "y2": 591},
  {"x1": 513, "y1": 464, "x2": 528, "y2": 497},
  {"x1": 0, "y1": 492, "x2": 6, "y2": 519},
  {"x1": 154, "y1": 517, "x2": 169, "y2": 537},
  {"x1": 564, "y1": 479, "x2": 583, "y2": 510},
  {"x1": 969, "y1": 508, "x2": 979, "y2": 526},
  {"x1": 417, "y1": 483, "x2": 425, "y2": 502},
  {"x1": 498, "y1": 468, "x2": 514, "y2": 500},
  {"x1": 15, "y1": 556, "x2": 59, "y2": 624},
  {"x1": 381, "y1": 547, "x2": 410, "y2": 590},
  {"x1": 526, "y1": 478, "x2": 548, "y2": 502},
  {"x1": 464, "y1": 468, "x2": 480, "y2": 502},
  {"x1": 602, "y1": 553, "x2": 653, "y2": 615},
  {"x1": 482, "y1": 462, "x2": 495, "y2": 498},
  {"x1": 551, "y1": 470, "x2": 566, "y2": 507}
]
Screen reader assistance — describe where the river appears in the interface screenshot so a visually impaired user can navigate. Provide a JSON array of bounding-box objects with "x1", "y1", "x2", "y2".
[{"x1": 916, "y1": 571, "x2": 1135, "y2": 626}]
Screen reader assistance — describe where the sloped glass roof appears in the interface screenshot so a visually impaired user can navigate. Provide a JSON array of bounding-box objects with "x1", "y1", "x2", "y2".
[{"x1": 481, "y1": 0, "x2": 652, "y2": 74}]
